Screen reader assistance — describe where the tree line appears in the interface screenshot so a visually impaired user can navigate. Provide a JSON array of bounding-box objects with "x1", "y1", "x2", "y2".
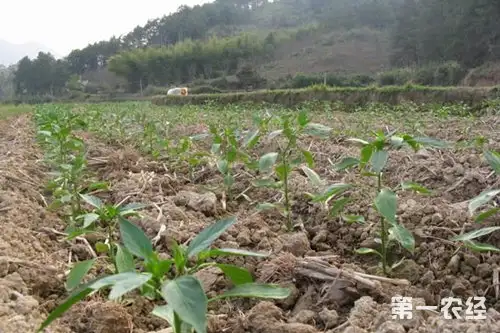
[{"x1": 7, "y1": 0, "x2": 500, "y2": 97}]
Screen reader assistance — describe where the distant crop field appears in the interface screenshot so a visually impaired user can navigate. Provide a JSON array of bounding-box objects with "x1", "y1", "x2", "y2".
[{"x1": 1, "y1": 100, "x2": 500, "y2": 333}]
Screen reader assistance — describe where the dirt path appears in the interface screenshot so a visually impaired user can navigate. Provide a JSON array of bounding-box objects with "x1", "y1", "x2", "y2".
[
  {"x1": 2, "y1": 112, "x2": 500, "y2": 333},
  {"x1": 0, "y1": 115, "x2": 71, "y2": 333}
]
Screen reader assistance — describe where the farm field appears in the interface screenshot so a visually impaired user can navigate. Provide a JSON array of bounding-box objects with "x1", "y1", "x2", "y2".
[{"x1": 1, "y1": 100, "x2": 500, "y2": 333}]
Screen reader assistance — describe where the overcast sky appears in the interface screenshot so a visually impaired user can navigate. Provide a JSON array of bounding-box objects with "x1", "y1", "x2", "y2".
[{"x1": 0, "y1": 0, "x2": 211, "y2": 56}]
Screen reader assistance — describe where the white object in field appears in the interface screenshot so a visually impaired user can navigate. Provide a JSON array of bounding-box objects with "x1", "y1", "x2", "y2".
[{"x1": 167, "y1": 87, "x2": 188, "y2": 96}]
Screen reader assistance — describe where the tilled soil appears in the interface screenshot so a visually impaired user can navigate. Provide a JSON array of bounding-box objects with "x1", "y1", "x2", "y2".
[{"x1": 1, "y1": 112, "x2": 500, "y2": 333}]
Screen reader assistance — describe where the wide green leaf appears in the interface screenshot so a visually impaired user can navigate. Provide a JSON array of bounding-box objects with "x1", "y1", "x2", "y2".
[
  {"x1": 115, "y1": 244, "x2": 136, "y2": 273},
  {"x1": 210, "y1": 283, "x2": 290, "y2": 301},
  {"x1": 161, "y1": 276, "x2": 208, "y2": 333},
  {"x1": 297, "y1": 111, "x2": 309, "y2": 127},
  {"x1": 334, "y1": 157, "x2": 360, "y2": 171},
  {"x1": 468, "y1": 189, "x2": 500, "y2": 215},
  {"x1": 301, "y1": 165, "x2": 321, "y2": 186},
  {"x1": 303, "y1": 123, "x2": 332, "y2": 138},
  {"x1": 243, "y1": 129, "x2": 260, "y2": 148},
  {"x1": 79, "y1": 213, "x2": 100, "y2": 228},
  {"x1": 91, "y1": 272, "x2": 152, "y2": 299},
  {"x1": 374, "y1": 189, "x2": 397, "y2": 225},
  {"x1": 187, "y1": 216, "x2": 237, "y2": 258},
  {"x1": 389, "y1": 224, "x2": 415, "y2": 252},
  {"x1": 118, "y1": 216, "x2": 153, "y2": 260},
  {"x1": 259, "y1": 152, "x2": 278, "y2": 173},
  {"x1": 451, "y1": 226, "x2": 500, "y2": 242},
  {"x1": 216, "y1": 264, "x2": 253, "y2": 285},
  {"x1": 484, "y1": 150, "x2": 500, "y2": 174},
  {"x1": 151, "y1": 304, "x2": 174, "y2": 326},
  {"x1": 66, "y1": 259, "x2": 96, "y2": 291},
  {"x1": 370, "y1": 150, "x2": 388, "y2": 173},
  {"x1": 79, "y1": 193, "x2": 103, "y2": 209}
]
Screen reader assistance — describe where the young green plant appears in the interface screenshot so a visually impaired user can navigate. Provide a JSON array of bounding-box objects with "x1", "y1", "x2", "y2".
[
  {"x1": 38, "y1": 216, "x2": 290, "y2": 333},
  {"x1": 335, "y1": 130, "x2": 448, "y2": 275},
  {"x1": 254, "y1": 110, "x2": 332, "y2": 231}
]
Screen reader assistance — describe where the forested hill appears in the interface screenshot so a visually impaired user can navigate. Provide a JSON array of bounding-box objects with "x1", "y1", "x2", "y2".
[{"x1": 3, "y1": 0, "x2": 500, "y2": 99}]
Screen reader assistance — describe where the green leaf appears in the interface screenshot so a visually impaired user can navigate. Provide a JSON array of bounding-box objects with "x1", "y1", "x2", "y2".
[
  {"x1": 118, "y1": 216, "x2": 153, "y2": 260},
  {"x1": 302, "y1": 150, "x2": 314, "y2": 168},
  {"x1": 119, "y1": 202, "x2": 147, "y2": 212},
  {"x1": 87, "y1": 181, "x2": 109, "y2": 191},
  {"x1": 463, "y1": 240, "x2": 500, "y2": 253},
  {"x1": 301, "y1": 166, "x2": 321, "y2": 187},
  {"x1": 370, "y1": 150, "x2": 388, "y2": 173},
  {"x1": 303, "y1": 123, "x2": 331, "y2": 138},
  {"x1": 297, "y1": 111, "x2": 309, "y2": 127},
  {"x1": 355, "y1": 248, "x2": 382, "y2": 257},
  {"x1": 389, "y1": 225, "x2": 415, "y2": 252},
  {"x1": 92, "y1": 272, "x2": 152, "y2": 300},
  {"x1": 79, "y1": 213, "x2": 100, "y2": 228},
  {"x1": 360, "y1": 145, "x2": 374, "y2": 167},
  {"x1": 210, "y1": 283, "x2": 290, "y2": 301},
  {"x1": 95, "y1": 242, "x2": 109, "y2": 253},
  {"x1": 161, "y1": 276, "x2": 208, "y2": 333},
  {"x1": 468, "y1": 189, "x2": 500, "y2": 215},
  {"x1": 484, "y1": 150, "x2": 500, "y2": 174},
  {"x1": 451, "y1": 226, "x2": 500, "y2": 242},
  {"x1": 259, "y1": 152, "x2": 278, "y2": 173},
  {"x1": 346, "y1": 138, "x2": 370, "y2": 145},
  {"x1": 413, "y1": 136, "x2": 450, "y2": 148},
  {"x1": 342, "y1": 215, "x2": 365, "y2": 224},
  {"x1": 252, "y1": 178, "x2": 283, "y2": 189},
  {"x1": 475, "y1": 207, "x2": 500, "y2": 223},
  {"x1": 37, "y1": 287, "x2": 94, "y2": 332},
  {"x1": 187, "y1": 216, "x2": 237, "y2": 258},
  {"x1": 217, "y1": 159, "x2": 229, "y2": 174},
  {"x1": 256, "y1": 203, "x2": 277, "y2": 211},
  {"x1": 330, "y1": 197, "x2": 351, "y2": 217},
  {"x1": 66, "y1": 259, "x2": 96, "y2": 291},
  {"x1": 200, "y1": 248, "x2": 268, "y2": 260},
  {"x1": 79, "y1": 193, "x2": 103, "y2": 209},
  {"x1": 115, "y1": 244, "x2": 136, "y2": 273},
  {"x1": 243, "y1": 129, "x2": 260, "y2": 148},
  {"x1": 216, "y1": 264, "x2": 253, "y2": 285},
  {"x1": 310, "y1": 183, "x2": 352, "y2": 203},
  {"x1": 401, "y1": 181, "x2": 431, "y2": 194},
  {"x1": 374, "y1": 189, "x2": 397, "y2": 225},
  {"x1": 151, "y1": 304, "x2": 174, "y2": 326},
  {"x1": 268, "y1": 130, "x2": 283, "y2": 139},
  {"x1": 334, "y1": 157, "x2": 360, "y2": 171}
]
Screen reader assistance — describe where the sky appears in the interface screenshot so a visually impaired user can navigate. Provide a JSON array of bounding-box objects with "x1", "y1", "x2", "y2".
[{"x1": 0, "y1": 0, "x2": 211, "y2": 57}]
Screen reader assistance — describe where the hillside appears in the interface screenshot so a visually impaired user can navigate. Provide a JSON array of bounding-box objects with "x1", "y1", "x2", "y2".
[
  {"x1": 257, "y1": 28, "x2": 391, "y2": 81},
  {"x1": 0, "y1": 39, "x2": 58, "y2": 66}
]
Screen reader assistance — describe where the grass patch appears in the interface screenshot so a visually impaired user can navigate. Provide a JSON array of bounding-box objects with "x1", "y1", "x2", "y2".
[{"x1": 0, "y1": 104, "x2": 33, "y2": 119}]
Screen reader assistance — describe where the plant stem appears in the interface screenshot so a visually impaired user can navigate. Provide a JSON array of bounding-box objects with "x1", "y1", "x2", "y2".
[
  {"x1": 282, "y1": 150, "x2": 292, "y2": 232},
  {"x1": 377, "y1": 172, "x2": 388, "y2": 276}
]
